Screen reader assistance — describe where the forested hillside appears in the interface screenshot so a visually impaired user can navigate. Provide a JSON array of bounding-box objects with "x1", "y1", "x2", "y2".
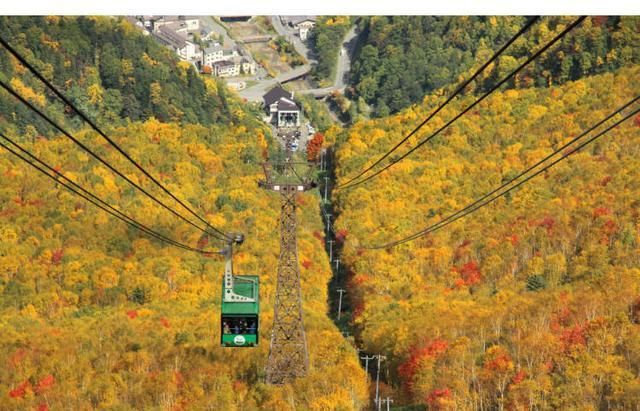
[
  {"x1": 331, "y1": 66, "x2": 640, "y2": 409},
  {"x1": 0, "y1": 16, "x2": 233, "y2": 128},
  {"x1": 0, "y1": 16, "x2": 367, "y2": 410},
  {"x1": 311, "y1": 16, "x2": 352, "y2": 84},
  {"x1": 349, "y1": 16, "x2": 640, "y2": 116}
]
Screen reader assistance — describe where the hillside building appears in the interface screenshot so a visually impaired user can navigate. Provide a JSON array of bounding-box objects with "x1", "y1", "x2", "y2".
[{"x1": 263, "y1": 85, "x2": 301, "y2": 128}]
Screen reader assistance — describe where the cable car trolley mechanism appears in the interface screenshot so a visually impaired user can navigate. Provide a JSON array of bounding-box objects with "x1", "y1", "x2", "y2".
[{"x1": 219, "y1": 233, "x2": 259, "y2": 347}]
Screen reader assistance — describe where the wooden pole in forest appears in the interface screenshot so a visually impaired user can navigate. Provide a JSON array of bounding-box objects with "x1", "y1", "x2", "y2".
[
  {"x1": 324, "y1": 176, "x2": 329, "y2": 202},
  {"x1": 380, "y1": 397, "x2": 393, "y2": 411},
  {"x1": 328, "y1": 239, "x2": 334, "y2": 262},
  {"x1": 360, "y1": 354, "x2": 375, "y2": 376},
  {"x1": 336, "y1": 288, "x2": 345, "y2": 320},
  {"x1": 374, "y1": 354, "x2": 386, "y2": 409}
]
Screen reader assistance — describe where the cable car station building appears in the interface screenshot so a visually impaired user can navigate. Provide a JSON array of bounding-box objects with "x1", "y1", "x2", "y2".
[{"x1": 263, "y1": 85, "x2": 301, "y2": 128}]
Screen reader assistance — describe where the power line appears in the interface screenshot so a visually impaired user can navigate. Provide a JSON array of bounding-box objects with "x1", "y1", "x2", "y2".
[
  {"x1": 366, "y1": 99, "x2": 640, "y2": 249},
  {"x1": 337, "y1": 16, "x2": 540, "y2": 188},
  {"x1": 0, "y1": 35, "x2": 231, "y2": 242},
  {"x1": 369, "y1": 103, "x2": 640, "y2": 248},
  {"x1": 0, "y1": 79, "x2": 229, "y2": 242},
  {"x1": 339, "y1": 16, "x2": 586, "y2": 190},
  {"x1": 0, "y1": 133, "x2": 215, "y2": 255}
]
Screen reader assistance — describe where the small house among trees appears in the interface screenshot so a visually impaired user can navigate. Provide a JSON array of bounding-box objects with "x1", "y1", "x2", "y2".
[{"x1": 286, "y1": 16, "x2": 317, "y2": 41}]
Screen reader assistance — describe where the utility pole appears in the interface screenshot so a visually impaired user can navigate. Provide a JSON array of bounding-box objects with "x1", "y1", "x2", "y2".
[
  {"x1": 380, "y1": 397, "x2": 394, "y2": 411},
  {"x1": 360, "y1": 354, "x2": 375, "y2": 375},
  {"x1": 259, "y1": 159, "x2": 316, "y2": 385},
  {"x1": 374, "y1": 354, "x2": 386, "y2": 408},
  {"x1": 336, "y1": 288, "x2": 345, "y2": 320},
  {"x1": 324, "y1": 176, "x2": 329, "y2": 202},
  {"x1": 325, "y1": 213, "x2": 332, "y2": 233},
  {"x1": 328, "y1": 239, "x2": 335, "y2": 262},
  {"x1": 335, "y1": 258, "x2": 340, "y2": 272}
]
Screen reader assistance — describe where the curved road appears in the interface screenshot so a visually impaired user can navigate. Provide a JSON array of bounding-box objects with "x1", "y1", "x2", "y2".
[
  {"x1": 239, "y1": 20, "x2": 360, "y2": 102},
  {"x1": 239, "y1": 63, "x2": 311, "y2": 101},
  {"x1": 296, "y1": 24, "x2": 359, "y2": 98},
  {"x1": 334, "y1": 25, "x2": 358, "y2": 89},
  {"x1": 270, "y1": 16, "x2": 316, "y2": 64}
]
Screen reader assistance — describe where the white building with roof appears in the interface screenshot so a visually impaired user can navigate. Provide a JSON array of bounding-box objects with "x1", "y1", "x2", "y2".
[
  {"x1": 203, "y1": 44, "x2": 224, "y2": 66},
  {"x1": 286, "y1": 16, "x2": 317, "y2": 40},
  {"x1": 153, "y1": 25, "x2": 199, "y2": 61},
  {"x1": 152, "y1": 16, "x2": 200, "y2": 33},
  {"x1": 213, "y1": 60, "x2": 240, "y2": 77},
  {"x1": 263, "y1": 85, "x2": 301, "y2": 128}
]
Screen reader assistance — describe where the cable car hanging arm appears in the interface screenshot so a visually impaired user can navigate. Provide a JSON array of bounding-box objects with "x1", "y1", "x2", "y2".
[{"x1": 219, "y1": 233, "x2": 257, "y2": 303}]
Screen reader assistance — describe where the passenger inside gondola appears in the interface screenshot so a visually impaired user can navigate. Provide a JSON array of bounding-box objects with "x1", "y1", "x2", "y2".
[{"x1": 221, "y1": 317, "x2": 258, "y2": 335}]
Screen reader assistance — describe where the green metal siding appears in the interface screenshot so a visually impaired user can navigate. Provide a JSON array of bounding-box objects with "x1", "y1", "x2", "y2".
[
  {"x1": 220, "y1": 275, "x2": 260, "y2": 347},
  {"x1": 221, "y1": 275, "x2": 259, "y2": 315},
  {"x1": 221, "y1": 333, "x2": 258, "y2": 347}
]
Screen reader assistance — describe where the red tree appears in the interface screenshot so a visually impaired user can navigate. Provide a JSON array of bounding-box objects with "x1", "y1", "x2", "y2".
[
  {"x1": 459, "y1": 261, "x2": 481, "y2": 285},
  {"x1": 35, "y1": 375, "x2": 55, "y2": 394},
  {"x1": 512, "y1": 370, "x2": 527, "y2": 385},
  {"x1": 398, "y1": 338, "x2": 449, "y2": 395},
  {"x1": 593, "y1": 206, "x2": 611, "y2": 218},
  {"x1": 560, "y1": 324, "x2": 586, "y2": 352},
  {"x1": 427, "y1": 388, "x2": 452, "y2": 409},
  {"x1": 306, "y1": 132, "x2": 324, "y2": 161},
  {"x1": 9, "y1": 380, "x2": 31, "y2": 398},
  {"x1": 51, "y1": 249, "x2": 64, "y2": 265}
]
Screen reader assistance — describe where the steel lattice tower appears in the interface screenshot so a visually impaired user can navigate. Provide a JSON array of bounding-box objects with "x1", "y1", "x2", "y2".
[{"x1": 259, "y1": 158, "x2": 316, "y2": 384}]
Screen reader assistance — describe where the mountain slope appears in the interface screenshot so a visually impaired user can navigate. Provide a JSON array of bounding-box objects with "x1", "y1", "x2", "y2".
[
  {"x1": 0, "y1": 16, "x2": 233, "y2": 128},
  {"x1": 331, "y1": 66, "x2": 640, "y2": 409},
  {"x1": 349, "y1": 16, "x2": 640, "y2": 116},
  {"x1": 0, "y1": 16, "x2": 367, "y2": 410}
]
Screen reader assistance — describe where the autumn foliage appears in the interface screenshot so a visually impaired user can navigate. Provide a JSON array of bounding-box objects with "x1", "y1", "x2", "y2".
[
  {"x1": 398, "y1": 338, "x2": 448, "y2": 395},
  {"x1": 306, "y1": 132, "x2": 324, "y2": 161},
  {"x1": 333, "y1": 65, "x2": 640, "y2": 409},
  {"x1": 453, "y1": 260, "x2": 482, "y2": 287},
  {"x1": 9, "y1": 380, "x2": 30, "y2": 399},
  {"x1": 0, "y1": 17, "x2": 367, "y2": 411},
  {"x1": 426, "y1": 388, "x2": 452, "y2": 409}
]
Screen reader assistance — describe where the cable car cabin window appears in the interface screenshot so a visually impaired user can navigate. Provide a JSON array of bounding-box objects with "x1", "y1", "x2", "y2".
[
  {"x1": 222, "y1": 316, "x2": 258, "y2": 335},
  {"x1": 221, "y1": 315, "x2": 258, "y2": 347}
]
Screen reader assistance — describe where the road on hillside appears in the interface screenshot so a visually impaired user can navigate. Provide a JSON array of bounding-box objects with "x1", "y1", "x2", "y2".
[
  {"x1": 238, "y1": 63, "x2": 312, "y2": 101},
  {"x1": 270, "y1": 16, "x2": 316, "y2": 64},
  {"x1": 238, "y1": 21, "x2": 361, "y2": 102},
  {"x1": 296, "y1": 25, "x2": 361, "y2": 98},
  {"x1": 201, "y1": 16, "x2": 268, "y2": 79},
  {"x1": 334, "y1": 25, "x2": 358, "y2": 89}
]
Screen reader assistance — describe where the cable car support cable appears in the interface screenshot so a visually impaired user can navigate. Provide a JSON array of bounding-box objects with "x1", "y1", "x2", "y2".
[
  {"x1": 339, "y1": 16, "x2": 586, "y2": 191},
  {"x1": 365, "y1": 96, "x2": 640, "y2": 249},
  {"x1": 337, "y1": 16, "x2": 540, "y2": 189},
  {"x1": 0, "y1": 35, "x2": 231, "y2": 242},
  {"x1": 0, "y1": 79, "x2": 229, "y2": 242},
  {"x1": 0, "y1": 133, "x2": 215, "y2": 255}
]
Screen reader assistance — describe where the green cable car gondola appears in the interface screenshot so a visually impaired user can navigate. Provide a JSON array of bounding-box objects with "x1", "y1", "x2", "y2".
[{"x1": 220, "y1": 234, "x2": 259, "y2": 347}]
